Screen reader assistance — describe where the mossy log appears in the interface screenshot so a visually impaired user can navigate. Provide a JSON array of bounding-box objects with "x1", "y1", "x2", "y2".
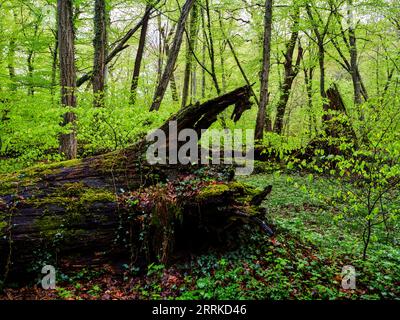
[{"x1": 0, "y1": 85, "x2": 272, "y2": 282}]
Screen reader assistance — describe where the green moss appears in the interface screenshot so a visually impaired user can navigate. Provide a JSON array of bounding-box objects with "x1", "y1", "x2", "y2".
[
  {"x1": 28, "y1": 159, "x2": 82, "y2": 173},
  {"x1": 0, "y1": 171, "x2": 39, "y2": 195},
  {"x1": 194, "y1": 181, "x2": 264, "y2": 210},
  {"x1": 196, "y1": 184, "x2": 231, "y2": 201},
  {"x1": 196, "y1": 181, "x2": 257, "y2": 202},
  {"x1": 26, "y1": 183, "x2": 115, "y2": 210},
  {"x1": 0, "y1": 212, "x2": 11, "y2": 237},
  {"x1": 34, "y1": 215, "x2": 64, "y2": 238},
  {"x1": 61, "y1": 229, "x2": 90, "y2": 242},
  {"x1": 26, "y1": 196, "x2": 70, "y2": 207},
  {"x1": 79, "y1": 188, "x2": 115, "y2": 204},
  {"x1": 0, "y1": 221, "x2": 7, "y2": 236},
  {"x1": 0, "y1": 181, "x2": 15, "y2": 196},
  {"x1": 26, "y1": 185, "x2": 116, "y2": 242},
  {"x1": 0, "y1": 159, "x2": 83, "y2": 196},
  {"x1": 34, "y1": 215, "x2": 90, "y2": 242},
  {"x1": 93, "y1": 150, "x2": 127, "y2": 173},
  {"x1": 60, "y1": 182, "x2": 86, "y2": 197}
]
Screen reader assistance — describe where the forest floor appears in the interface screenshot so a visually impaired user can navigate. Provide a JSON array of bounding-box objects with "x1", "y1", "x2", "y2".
[{"x1": 1, "y1": 172, "x2": 399, "y2": 300}]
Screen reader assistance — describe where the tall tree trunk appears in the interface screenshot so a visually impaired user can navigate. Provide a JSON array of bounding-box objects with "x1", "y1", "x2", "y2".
[
  {"x1": 347, "y1": 0, "x2": 363, "y2": 107},
  {"x1": 332, "y1": 7, "x2": 368, "y2": 103},
  {"x1": 27, "y1": 51, "x2": 34, "y2": 96},
  {"x1": 170, "y1": 72, "x2": 179, "y2": 102},
  {"x1": 7, "y1": 11, "x2": 17, "y2": 92},
  {"x1": 318, "y1": 43, "x2": 326, "y2": 99},
  {"x1": 181, "y1": 1, "x2": 199, "y2": 108},
  {"x1": 190, "y1": 12, "x2": 199, "y2": 104},
  {"x1": 58, "y1": 0, "x2": 77, "y2": 159},
  {"x1": 50, "y1": 28, "x2": 59, "y2": 104},
  {"x1": 129, "y1": 4, "x2": 151, "y2": 106},
  {"x1": 201, "y1": 7, "x2": 206, "y2": 99},
  {"x1": 204, "y1": 0, "x2": 220, "y2": 95},
  {"x1": 93, "y1": 0, "x2": 108, "y2": 108},
  {"x1": 25, "y1": 20, "x2": 41, "y2": 96},
  {"x1": 156, "y1": 14, "x2": 163, "y2": 87},
  {"x1": 273, "y1": 6, "x2": 301, "y2": 134},
  {"x1": 191, "y1": 60, "x2": 197, "y2": 103},
  {"x1": 220, "y1": 41, "x2": 227, "y2": 94},
  {"x1": 7, "y1": 39, "x2": 16, "y2": 91},
  {"x1": 150, "y1": 0, "x2": 195, "y2": 111},
  {"x1": 304, "y1": 64, "x2": 316, "y2": 137},
  {"x1": 161, "y1": 26, "x2": 179, "y2": 103},
  {"x1": 255, "y1": 0, "x2": 273, "y2": 141}
]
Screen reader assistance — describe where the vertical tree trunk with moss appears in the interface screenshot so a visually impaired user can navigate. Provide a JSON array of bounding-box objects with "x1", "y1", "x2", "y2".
[
  {"x1": 201, "y1": 6, "x2": 206, "y2": 99},
  {"x1": 7, "y1": 12, "x2": 17, "y2": 92},
  {"x1": 161, "y1": 26, "x2": 180, "y2": 103},
  {"x1": 255, "y1": 0, "x2": 273, "y2": 141},
  {"x1": 181, "y1": 1, "x2": 199, "y2": 108},
  {"x1": 58, "y1": 0, "x2": 77, "y2": 159},
  {"x1": 50, "y1": 28, "x2": 59, "y2": 103},
  {"x1": 204, "y1": 0, "x2": 220, "y2": 96},
  {"x1": 93, "y1": 0, "x2": 108, "y2": 108}
]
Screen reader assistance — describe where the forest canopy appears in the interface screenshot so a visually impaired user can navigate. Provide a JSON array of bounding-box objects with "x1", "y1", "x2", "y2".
[{"x1": 0, "y1": 0, "x2": 398, "y2": 169}]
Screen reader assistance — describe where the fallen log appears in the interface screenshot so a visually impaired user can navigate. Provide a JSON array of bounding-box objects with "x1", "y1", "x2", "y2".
[{"x1": 0, "y1": 85, "x2": 272, "y2": 283}]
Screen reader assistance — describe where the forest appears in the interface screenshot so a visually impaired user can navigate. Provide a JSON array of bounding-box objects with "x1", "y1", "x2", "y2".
[{"x1": 0, "y1": 0, "x2": 399, "y2": 300}]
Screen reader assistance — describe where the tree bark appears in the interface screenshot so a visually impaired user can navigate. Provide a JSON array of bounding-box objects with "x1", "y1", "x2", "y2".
[
  {"x1": 27, "y1": 50, "x2": 35, "y2": 96},
  {"x1": 50, "y1": 28, "x2": 59, "y2": 103},
  {"x1": 93, "y1": 0, "x2": 108, "y2": 108},
  {"x1": 181, "y1": 1, "x2": 199, "y2": 108},
  {"x1": 255, "y1": 0, "x2": 273, "y2": 141},
  {"x1": 203, "y1": 0, "x2": 220, "y2": 96},
  {"x1": 156, "y1": 14, "x2": 164, "y2": 88},
  {"x1": 58, "y1": 0, "x2": 77, "y2": 160},
  {"x1": 303, "y1": 63, "x2": 316, "y2": 137},
  {"x1": 347, "y1": 0, "x2": 362, "y2": 106},
  {"x1": 318, "y1": 44, "x2": 326, "y2": 99},
  {"x1": 7, "y1": 39, "x2": 16, "y2": 91},
  {"x1": 24, "y1": 15, "x2": 42, "y2": 97},
  {"x1": 322, "y1": 83, "x2": 357, "y2": 141},
  {"x1": 6, "y1": 10, "x2": 18, "y2": 92},
  {"x1": 161, "y1": 26, "x2": 180, "y2": 103},
  {"x1": 201, "y1": 6, "x2": 206, "y2": 99},
  {"x1": 331, "y1": 12, "x2": 369, "y2": 103}
]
